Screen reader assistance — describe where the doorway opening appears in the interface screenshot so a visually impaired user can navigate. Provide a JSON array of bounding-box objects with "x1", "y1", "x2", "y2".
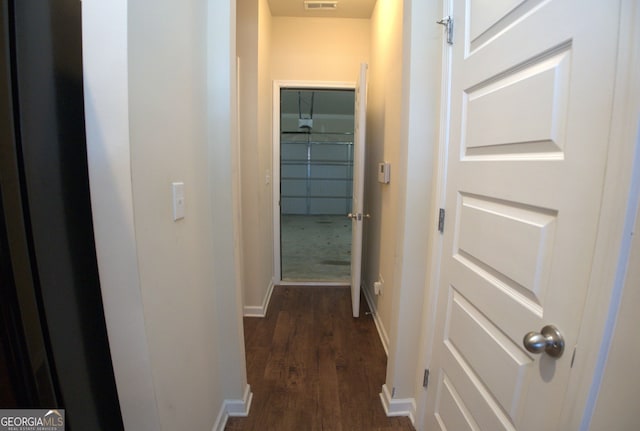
[{"x1": 274, "y1": 84, "x2": 356, "y2": 284}]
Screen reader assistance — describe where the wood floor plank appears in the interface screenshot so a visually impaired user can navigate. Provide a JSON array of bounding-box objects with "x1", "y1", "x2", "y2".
[
  {"x1": 263, "y1": 311, "x2": 292, "y2": 382},
  {"x1": 226, "y1": 286, "x2": 416, "y2": 431}
]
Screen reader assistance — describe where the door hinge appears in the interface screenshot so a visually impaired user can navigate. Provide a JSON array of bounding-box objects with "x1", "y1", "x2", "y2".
[
  {"x1": 437, "y1": 16, "x2": 454, "y2": 45},
  {"x1": 423, "y1": 369, "x2": 430, "y2": 388},
  {"x1": 438, "y1": 208, "x2": 445, "y2": 233}
]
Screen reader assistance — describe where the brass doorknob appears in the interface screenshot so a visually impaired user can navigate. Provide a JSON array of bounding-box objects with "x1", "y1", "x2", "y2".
[{"x1": 346, "y1": 213, "x2": 370, "y2": 220}]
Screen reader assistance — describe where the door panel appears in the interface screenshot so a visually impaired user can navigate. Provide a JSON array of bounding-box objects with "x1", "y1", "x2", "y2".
[
  {"x1": 463, "y1": 48, "x2": 570, "y2": 159},
  {"x1": 350, "y1": 63, "x2": 368, "y2": 317},
  {"x1": 427, "y1": 1, "x2": 620, "y2": 429},
  {"x1": 440, "y1": 350, "x2": 515, "y2": 430},
  {"x1": 468, "y1": 0, "x2": 548, "y2": 53},
  {"x1": 437, "y1": 374, "x2": 479, "y2": 431},
  {"x1": 456, "y1": 194, "x2": 556, "y2": 309},
  {"x1": 468, "y1": 0, "x2": 527, "y2": 42},
  {"x1": 446, "y1": 290, "x2": 530, "y2": 416}
]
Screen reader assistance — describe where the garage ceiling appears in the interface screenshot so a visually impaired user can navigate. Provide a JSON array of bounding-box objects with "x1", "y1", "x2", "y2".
[{"x1": 281, "y1": 89, "x2": 355, "y2": 117}]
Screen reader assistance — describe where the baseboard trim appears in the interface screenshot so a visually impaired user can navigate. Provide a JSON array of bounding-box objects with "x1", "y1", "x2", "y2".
[
  {"x1": 226, "y1": 384, "x2": 253, "y2": 417},
  {"x1": 379, "y1": 384, "x2": 416, "y2": 425},
  {"x1": 212, "y1": 402, "x2": 227, "y2": 431},
  {"x1": 362, "y1": 286, "x2": 390, "y2": 356},
  {"x1": 243, "y1": 280, "x2": 275, "y2": 317},
  {"x1": 278, "y1": 281, "x2": 350, "y2": 287},
  {"x1": 212, "y1": 384, "x2": 253, "y2": 431}
]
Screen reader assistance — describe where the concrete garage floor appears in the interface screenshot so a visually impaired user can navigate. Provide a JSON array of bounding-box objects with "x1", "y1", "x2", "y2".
[{"x1": 281, "y1": 215, "x2": 352, "y2": 282}]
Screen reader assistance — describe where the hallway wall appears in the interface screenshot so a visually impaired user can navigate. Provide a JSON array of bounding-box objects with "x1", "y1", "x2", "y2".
[
  {"x1": 128, "y1": 1, "x2": 238, "y2": 429},
  {"x1": 83, "y1": 0, "x2": 247, "y2": 429},
  {"x1": 237, "y1": 0, "x2": 274, "y2": 311},
  {"x1": 271, "y1": 17, "x2": 370, "y2": 82},
  {"x1": 365, "y1": 0, "x2": 443, "y2": 415},
  {"x1": 239, "y1": 0, "x2": 442, "y2": 420},
  {"x1": 363, "y1": 0, "x2": 405, "y2": 354},
  {"x1": 589, "y1": 193, "x2": 640, "y2": 430},
  {"x1": 238, "y1": 9, "x2": 371, "y2": 310}
]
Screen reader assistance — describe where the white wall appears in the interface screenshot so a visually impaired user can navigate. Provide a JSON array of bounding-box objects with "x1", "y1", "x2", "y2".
[
  {"x1": 128, "y1": 0, "x2": 234, "y2": 428},
  {"x1": 237, "y1": 0, "x2": 275, "y2": 311},
  {"x1": 271, "y1": 17, "x2": 370, "y2": 82},
  {"x1": 585, "y1": 6, "x2": 640, "y2": 426},
  {"x1": 237, "y1": 0, "x2": 259, "y2": 307},
  {"x1": 365, "y1": 0, "x2": 444, "y2": 416},
  {"x1": 363, "y1": 0, "x2": 404, "y2": 357},
  {"x1": 589, "y1": 196, "x2": 640, "y2": 429},
  {"x1": 83, "y1": 0, "x2": 247, "y2": 429},
  {"x1": 82, "y1": 2, "x2": 160, "y2": 429},
  {"x1": 385, "y1": 0, "x2": 443, "y2": 404},
  {"x1": 257, "y1": 0, "x2": 274, "y2": 299},
  {"x1": 207, "y1": 0, "x2": 249, "y2": 411}
]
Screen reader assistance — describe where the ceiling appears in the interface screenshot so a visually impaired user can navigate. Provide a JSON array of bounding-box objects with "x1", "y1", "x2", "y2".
[
  {"x1": 281, "y1": 89, "x2": 355, "y2": 117},
  {"x1": 268, "y1": 0, "x2": 377, "y2": 19}
]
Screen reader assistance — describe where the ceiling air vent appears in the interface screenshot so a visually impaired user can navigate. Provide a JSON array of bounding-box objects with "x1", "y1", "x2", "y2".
[{"x1": 304, "y1": 1, "x2": 338, "y2": 11}]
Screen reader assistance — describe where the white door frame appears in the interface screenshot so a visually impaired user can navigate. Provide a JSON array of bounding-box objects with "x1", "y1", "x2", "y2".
[
  {"x1": 414, "y1": 1, "x2": 640, "y2": 429},
  {"x1": 564, "y1": 3, "x2": 640, "y2": 427},
  {"x1": 272, "y1": 80, "x2": 355, "y2": 286},
  {"x1": 412, "y1": 0, "x2": 453, "y2": 426}
]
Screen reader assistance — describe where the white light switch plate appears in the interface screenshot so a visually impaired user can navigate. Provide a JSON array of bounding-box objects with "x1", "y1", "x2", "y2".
[
  {"x1": 378, "y1": 162, "x2": 390, "y2": 183},
  {"x1": 172, "y1": 182, "x2": 185, "y2": 221}
]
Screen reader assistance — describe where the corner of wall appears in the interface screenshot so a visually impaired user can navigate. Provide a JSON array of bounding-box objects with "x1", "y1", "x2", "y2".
[
  {"x1": 379, "y1": 384, "x2": 416, "y2": 426},
  {"x1": 237, "y1": 0, "x2": 276, "y2": 310},
  {"x1": 82, "y1": 1, "x2": 161, "y2": 429},
  {"x1": 362, "y1": 282, "x2": 389, "y2": 355},
  {"x1": 243, "y1": 280, "x2": 275, "y2": 317},
  {"x1": 212, "y1": 384, "x2": 253, "y2": 431},
  {"x1": 374, "y1": 0, "x2": 444, "y2": 410}
]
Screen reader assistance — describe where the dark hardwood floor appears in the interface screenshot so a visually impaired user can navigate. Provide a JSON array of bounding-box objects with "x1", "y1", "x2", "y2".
[{"x1": 226, "y1": 286, "x2": 415, "y2": 431}]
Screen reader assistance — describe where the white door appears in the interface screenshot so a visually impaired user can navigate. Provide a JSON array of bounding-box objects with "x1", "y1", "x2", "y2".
[
  {"x1": 426, "y1": 1, "x2": 621, "y2": 430},
  {"x1": 349, "y1": 63, "x2": 368, "y2": 318}
]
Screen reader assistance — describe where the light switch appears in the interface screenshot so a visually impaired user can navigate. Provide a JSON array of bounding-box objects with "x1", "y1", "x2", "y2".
[
  {"x1": 172, "y1": 182, "x2": 185, "y2": 221},
  {"x1": 378, "y1": 162, "x2": 390, "y2": 184}
]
